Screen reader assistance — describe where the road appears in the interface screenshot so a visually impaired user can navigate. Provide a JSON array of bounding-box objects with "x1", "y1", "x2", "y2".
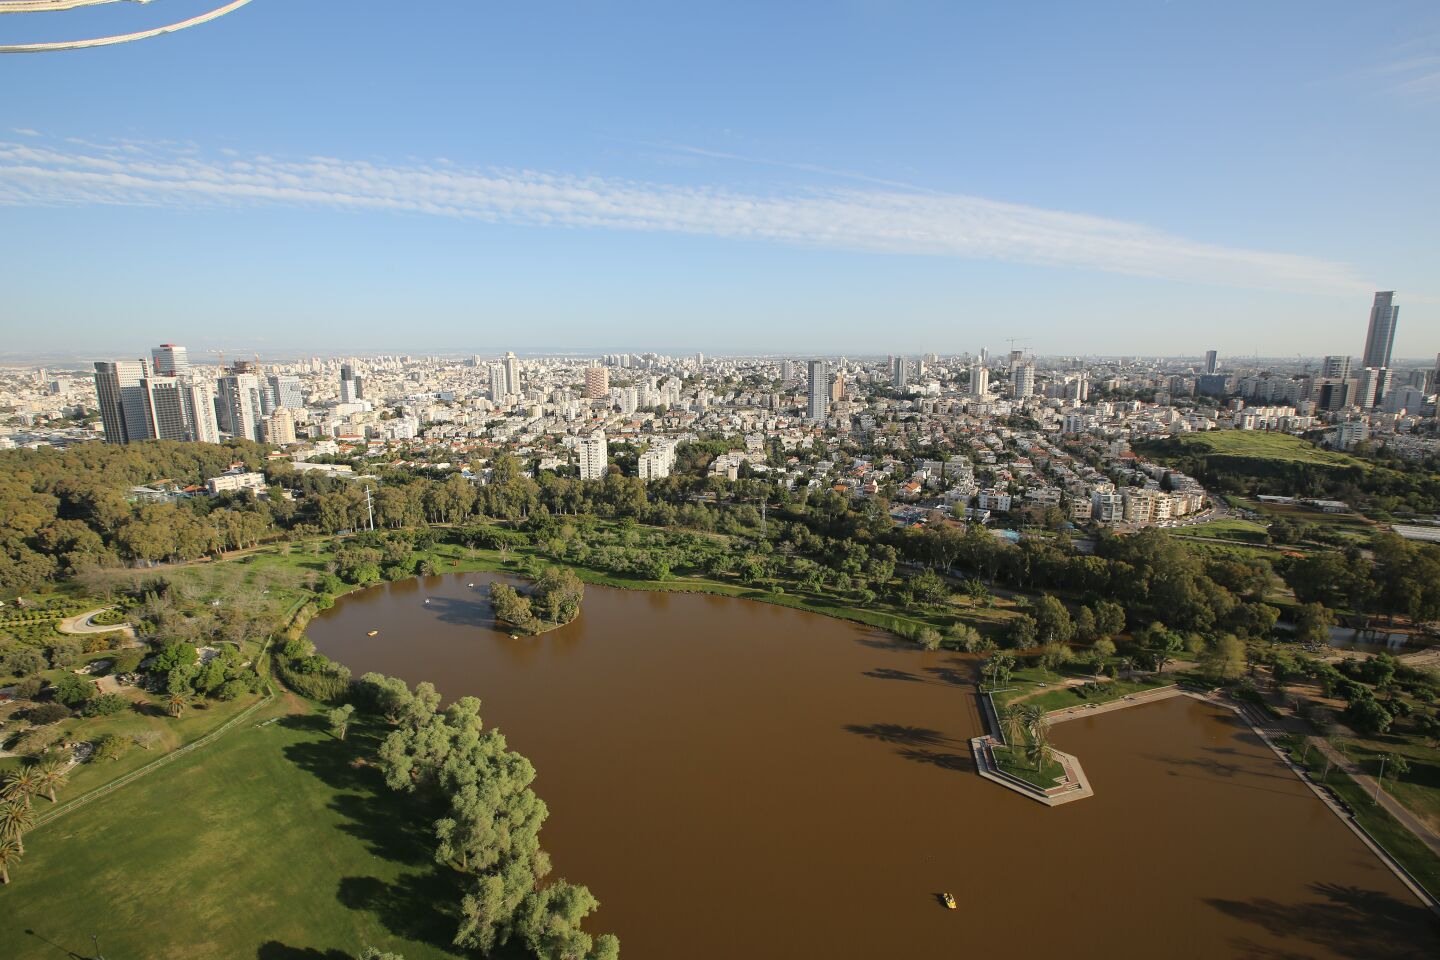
[{"x1": 56, "y1": 607, "x2": 136, "y2": 639}]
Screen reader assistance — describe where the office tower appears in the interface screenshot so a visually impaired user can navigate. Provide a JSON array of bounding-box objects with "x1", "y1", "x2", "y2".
[
  {"x1": 578, "y1": 431, "x2": 608, "y2": 480},
  {"x1": 1204, "y1": 350, "x2": 1218, "y2": 375},
  {"x1": 1013, "y1": 362, "x2": 1036, "y2": 399},
  {"x1": 807, "y1": 360, "x2": 829, "y2": 422},
  {"x1": 830, "y1": 370, "x2": 845, "y2": 404},
  {"x1": 1361, "y1": 291, "x2": 1399, "y2": 370},
  {"x1": 184, "y1": 380, "x2": 221, "y2": 443},
  {"x1": 217, "y1": 373, "x2": 265, "y2": 442},
  {"x1": 266, "y1": 408, "x2": 297, "y2": 445},
  {"x1": 1356, "y1": 368, "x2": 1382, "y2": 409},
  {"x1": 780, "y1": 359, "x2": 795, "y2": 382},
  {"x1": 94, "y1": 360, "x2": 147, "y2": 444},
  {"x1": 504, "y1": 352, "x2": 521, "y2": 396},
  {"x1": 488, "y1": 363, "x2": 507, "y2": 402},
  {"x1": 268, "y1": 374, "x2": 304, "y2": 410},
  {"x1": 969, "y1": 361, "x2": 989, "y2": 398},
  {"x1": 585, "y1": 366, "x2": 610, "y2": 400},
  {"x1": 695, "y1": 352, "x2": 704, "y2": 367},
  {"x1": 141, "y1": 376, "x2": 190, "y2": 441},
  {"x1": 353, "y1": 376, "x2": 366, "y2": 401},
  {"x1": 1321, "y1": 355, "x2": 1352, "y2": 380},
  {"x1": 150, "y1": 343, "x2": 190, "y2": 379},
  {"x1": 892, "y1": 356, "x2": 908, "y2": 390},
  {"x1": 341, "y1": 362, "x2": 355, "y2": 382},
  {"x1": 338, "y1": 363, "x2": 357, "y2": 404}
]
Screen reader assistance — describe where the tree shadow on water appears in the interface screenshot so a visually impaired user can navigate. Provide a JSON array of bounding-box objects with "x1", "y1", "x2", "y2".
[
  {"x1": 844, "y1": 723, "x2": 952, "y2": 747},
  {"x1": 1205, "y1": 881, "x2": 1440, "y2": 959},
  {"x1": 861, "y1": 667, "x2": 926, "y2": 684}
]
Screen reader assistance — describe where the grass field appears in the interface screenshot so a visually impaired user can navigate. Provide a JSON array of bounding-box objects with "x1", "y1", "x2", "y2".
[
  {"x1": 1170, "y1": 517, "x2": 1272, "y2": 544},
  {"x1": 1164, "y1": 432, "x2": 1366, "y2": 468},
  {"x1": 1332, "y1": 736, "x2": 1440, "y2": 837},
  {"x1": 0, "y1": 695, "x2": 466, "y2": 960}
]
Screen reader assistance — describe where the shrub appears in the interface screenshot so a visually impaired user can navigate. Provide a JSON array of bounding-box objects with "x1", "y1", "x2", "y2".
[
  {"x1": 92, "y1": 733, "x2": 132, "y2": 762},
  {"x1": 11, "y1": 675, "x2": 42, "y2": 700},
  {"x1": 50, "y1": 673, "x2": 97, "y2": 707},
  {"x1": 26, "y1": 702, "x2": 71, "y2": 725},
  {"x1": 14, "y1": 724, "x2": 63, "y2": 757},
  {"x1": 917, "y1": 627, "x2": 942, "y2": 651},
  {"x1": 0, "y1": 648, "x2": 47, "y2": 678},
  {"x1": 84, "y1": 693, "x2": 129, "y2": 717}
]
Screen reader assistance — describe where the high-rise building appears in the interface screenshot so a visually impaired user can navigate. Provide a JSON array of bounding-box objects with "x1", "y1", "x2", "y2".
[
  {"x1": 217, "y1": 373, "x2": 265, "y2": 442},
  {"x1": 1013, "y1": 362, "x2": 1036, "y2": 399},
  {"x1": 780, "y1": 359, "x2": 795, "y2": 382},
  {"x1": 578, "y1": 431, "x2": 608, "y2": 480},
  {"x1": 266, "y1": 407, "x2": 297, "y2": 445},
  {"x1": 353, "y1": 376, "x2": 366, "y2": 401},
  {"x1": 969, "y1": 361, "x2": 989, "y2": 398},
  {"x1": 150, "y1": 343, "x2": 190, "y2": 379},
  {"x1": 830, "y1": 370, "x2": 845, "y2": 404},
  {"x1": 184, "y1": 380, "x2": 221, "y2": 443},
  {"x1": 141, "y1": 376, "x2": 190, "y2": 441},
  {"x1": 584, "y1": 366, "x2": 610, "y2": 400},
  {"x1": 504, "y1": 352, "x2": 521, "y2": 396},
  {"x1": 807, "y1": 360, "x2": 829, "y2": 422},
  {"x1": 1322, "y1": 355, "x2": 1352, "y2": 380},
  {"x1": 891, "y1": 356, "x2": 908, "y2": 390},
  {"x1": 94, "y1": 360, "x2": 147, "y2": 444},
  {"x1": 1204, "y1": 350, "x2": 1218, "y2": 375},
  {"x1": 1362, "y1": 291, "x2": 1399, "y2": 370},
  {"x1": 488, "y1": 363, "x2": 507, "y2": 403},
  {"x1": 638, "y1": 439, "x2": 678, "y2": 481},
  {"x1": 268, "y1": 374, "x2": 304, "y2": 411}
]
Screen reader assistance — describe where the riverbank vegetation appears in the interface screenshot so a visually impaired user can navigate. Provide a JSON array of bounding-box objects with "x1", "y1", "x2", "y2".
[{"x1": 489, "y1": 567, "x2": 585, "y2": 635}]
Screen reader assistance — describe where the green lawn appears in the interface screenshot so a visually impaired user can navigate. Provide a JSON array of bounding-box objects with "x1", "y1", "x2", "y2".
[
  {"x1": 1163, "y1": 432, "x2": 1366, "y2": 468},
  {"x1": 1005, "y1": 676, "x2": 1174, "y2": 714},
  {"x1": 1332, "y1": 736, "x2": 1440, "y2": 837},
  {"x1": 0, "y1": 696, "x2": 466, "y2": 960},
  {"x1": 992, "y1": 745, "x2": 1065, "y2": 789},
  {"x1": 1170, "y1": 517, "x2": 1272, "y2": 544}
]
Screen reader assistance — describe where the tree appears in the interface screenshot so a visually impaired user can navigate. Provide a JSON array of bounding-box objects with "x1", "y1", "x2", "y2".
[
  {"x1": 1093, "y1": 600, "x2": 1126, "y2": 640},
  {"x1": 329, "y1": 703, "x2": 356, "y2": 740},
  {"x1": 1033, "y1": 594, "x2": 1074, "y2": 645},
  {"x1": 0, "y1": 800, "x2": 34, "y2": 855},
  {"x1": 1038, "y1": 642, "x2": 1073, "y2": 672},
  {"x1": 490, "y1": 583, "x2": 535, "y2": 631},
  {"x1": 916, "y1": 627, "x2": 942, "y2": 651},
  {"x1": 49, "y1": 673, "x2": 96, "y2": 708},
  {"x1": 0, "y1": 835, "x2": 20, "y2": 884},
  {"x1": 946, "y1": 622, "x2": 985, "y2": 652},
  {"x1": 1200, "y1": 634, "x2": 1246, "y2": 681},
  {"x1": 359, "y1": 950, "x2": 405, "y2": 960},
  {"x1": 0, "y1": 767, "x2": 41, "y2": 810},
  {"x1": 999, "y1": 704, "x2": 1029, "y2": 747},
  {"x1": 165, "y1": 690, "x2": 189, "y2": 718},
  {"x1": 1295, "y1": 602, "x2": 1336, "y2": 646},
  {"x1": 31, "y1": 756, "x2": 69, "y2": 803},
  {"x1": 1004, "y1": 615, "x2": 1037, "y2": 650},
  {"x1": 1074, "y1": 605, "x2": 1097, "y2": 644},
  {"x1": 515, "y1": 879, "x2": 614, "y2": 960},
  {"x1": 84, "y1": 693, "x2": 128, "y2": 717}
]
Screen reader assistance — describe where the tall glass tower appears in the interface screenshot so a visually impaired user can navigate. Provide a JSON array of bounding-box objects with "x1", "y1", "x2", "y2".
[{"x1": 1361, "y1": 291, "x2": 1399, "y2": 370}]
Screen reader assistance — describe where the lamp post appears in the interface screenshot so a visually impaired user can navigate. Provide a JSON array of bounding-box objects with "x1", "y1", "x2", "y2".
[{"x1": 92, "y1": 933, "x2": 105, "y2": 960}]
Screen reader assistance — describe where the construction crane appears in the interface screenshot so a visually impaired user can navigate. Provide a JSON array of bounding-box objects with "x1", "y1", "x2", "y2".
[{"x1": 0, "y1": 0, "x2": 255, "y2": 54}]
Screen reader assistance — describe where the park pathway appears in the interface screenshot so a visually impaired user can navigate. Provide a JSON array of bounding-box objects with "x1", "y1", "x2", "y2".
[
  {"x1": 1307, "y1": 738, "x2": 1440, "y2": 858},
  {"x1": 56, "y1": 607, "x2": 136, "y2": 639}
]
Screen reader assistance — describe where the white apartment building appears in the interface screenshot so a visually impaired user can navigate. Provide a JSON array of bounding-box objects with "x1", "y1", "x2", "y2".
[
  {"x1": 578, "y1": 431, "x2": 608, "y2": 480},
  {"x1": 206, "y1": 471, "x2": 267, "y2": 495},
  {"x1": 638, "y1": 439, "x2": 678, "y2": 480}
]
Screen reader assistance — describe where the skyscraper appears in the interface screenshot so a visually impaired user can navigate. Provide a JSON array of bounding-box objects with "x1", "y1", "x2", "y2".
[
  {"x1": 891, "y1": 356, "x2": 908, "y2": 390},
  {"x1": 830, "y1": 370, "x2": 845, "y2": 404},
  {"x1": 488, "y1": 363, "x2": 507, "y2": 402},
  {"x1": 780, "y1": 359, "x2": 795, "y2": 382},
  {"x1": 1322, "y1": 355, "x2": 1352, "y2": 380},
  {"x1": 268, "y1": 374, "x2": 304, "y2": 410},
  {"x1": 184, "y1": 380, "x2": 221, "y2": 443},
  {"x1": 150, "y1": 343, "x2": 190, "y2": 379},
  {"x1": 1013, "y1": 362, "x2": 1036, "y2": 399},
  {"x1": 504, "y1": 352, "x2": 521, "y2": 396},
  {"x1": 969, "y1": 362, "x2": 989, "y2": 398},
  {"x1": 584, "y1": 366, "x2": 610, "y2": 400},
  {"x1": 1362, "y1": 291, "x2": 1399, "y2": 370},
  {"x1": 94, "y1": 360, "x2": 147, "y2": 444},
  {"x1": 217, "y1": 373, "x2": 265, "y2": 442},
  {"x1": 1204, "y1": 350, "x2": 1218, "y2": 375},
  {"x1": 141, "y1": 375, "x2": 190, "y2": 441},
  {"x1": 807, "y1": 360, "x2": 829, "y2": 422}
]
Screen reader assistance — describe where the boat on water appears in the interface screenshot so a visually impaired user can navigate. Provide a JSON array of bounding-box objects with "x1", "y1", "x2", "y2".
[
  {"x1": 367, "y1": 630, "x2": 379, "y2": 637},
  {"x1": 942, "y1": 893, "x2": 956, "y2": 910}
]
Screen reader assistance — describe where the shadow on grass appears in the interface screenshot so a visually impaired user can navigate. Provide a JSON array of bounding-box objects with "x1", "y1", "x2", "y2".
[
  {"x1": 256, "y1": 943, "x2": 351, "y2": 960},
  {"x1": 276, "y1": 714, "x2": 466, "y2": 954},
  {"x1": 1204, "y1": 881, "x2": 1440, "y2": 959},
  {"x1": 20, "y1": 929, "x2": 87, "y2": 959}
]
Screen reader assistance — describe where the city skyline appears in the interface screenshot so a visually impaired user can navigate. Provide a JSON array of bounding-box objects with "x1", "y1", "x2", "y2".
[{"x1": 3, "y1": 4, "x2": 1437, "y2": 356}]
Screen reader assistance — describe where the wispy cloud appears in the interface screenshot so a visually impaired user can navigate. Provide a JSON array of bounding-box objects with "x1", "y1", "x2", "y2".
[{"x1": 0, "y1": 135, "x2": 1368, "y2": 294}]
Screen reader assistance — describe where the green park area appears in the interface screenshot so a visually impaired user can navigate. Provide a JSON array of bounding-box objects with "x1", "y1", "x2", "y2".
[
  {"x1": 1161, "y1": 431, "x2": 1367, "y2": 468},
  {"x1": 1170, "y1": 517, "x2": 1273, "y2": 545},
  {"x1": 0, "y1": 695, "x2": 464, "y2": 960}
]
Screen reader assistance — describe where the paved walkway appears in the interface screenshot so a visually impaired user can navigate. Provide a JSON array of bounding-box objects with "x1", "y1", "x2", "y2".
[
  {"x1": 57, "y1": 607, "x2": 136, "y2": 639},
  {"x1": 1308, "y1": 738, "x2": 1440, "y2": 858}
]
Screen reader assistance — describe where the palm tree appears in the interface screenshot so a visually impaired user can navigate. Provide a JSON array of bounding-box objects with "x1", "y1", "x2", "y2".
[
  {"x1": 999, "y1": 704, "x2": 1029, "y2": 747},
  {"x1": 1024, "y1": 733, "x2": 1055, "y2": 773},
  {"x1": 0, "y1": 835, "x2": 21, "y2": 884},
  {"x1": 1021, "y1": 705, "x2": 1053, "y2": 772},
  {"x1": 32, "y1": 756, "x2": 69, "y2": 804},
  {"x1": 0, "y1": 767, "x2": 40, "y2": 810},
  {"x1": 0, "y1": 801, "x2": 35, "y2": 854},
  {"x1": 166, "y1": 691, "x2": 189, "y2": 718}
]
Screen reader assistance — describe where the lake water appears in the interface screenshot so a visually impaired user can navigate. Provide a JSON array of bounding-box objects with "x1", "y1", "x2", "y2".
[{"x1": 309, "y1": 572, "x2": 1439, "y2": 959}]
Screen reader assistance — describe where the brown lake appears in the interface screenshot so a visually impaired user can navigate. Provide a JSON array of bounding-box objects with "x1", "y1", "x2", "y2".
[{"x1": 309, "y1": 572, "x2": 1439, "y2": 959}]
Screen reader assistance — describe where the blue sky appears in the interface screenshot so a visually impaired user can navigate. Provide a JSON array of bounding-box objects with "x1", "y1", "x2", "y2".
[{"x1": 1, "y1": 1, "x2": 1437, "y2": 360}]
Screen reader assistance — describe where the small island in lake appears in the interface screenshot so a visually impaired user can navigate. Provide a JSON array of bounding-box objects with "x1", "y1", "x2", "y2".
[{"x1": 489, "y1": 566, "x2": 586, "y2": 635}]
